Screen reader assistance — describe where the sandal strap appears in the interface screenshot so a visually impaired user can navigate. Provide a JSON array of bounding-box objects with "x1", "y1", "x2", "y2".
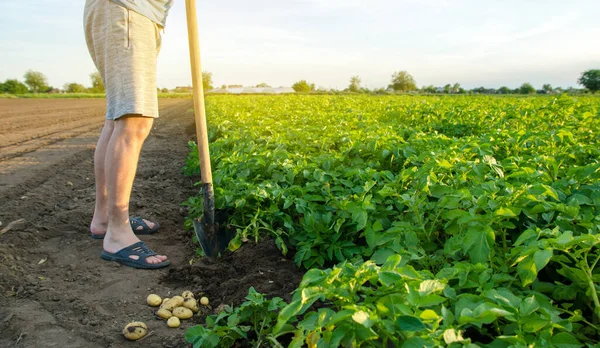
[
  {"x1": 115, "y1": 241, "x2": 157, "y2": 259},
  {"x1": 130, "y1": 217, "x2": 150, "y2": 230}
]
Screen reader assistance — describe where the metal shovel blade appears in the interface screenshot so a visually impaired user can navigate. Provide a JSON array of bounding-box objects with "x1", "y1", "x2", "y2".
[{"x1": 193, "y1": 216, "x2": 234, "y2": 258}]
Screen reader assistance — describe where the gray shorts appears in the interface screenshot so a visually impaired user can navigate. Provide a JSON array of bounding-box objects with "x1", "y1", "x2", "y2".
[{"x1": 84, "y1": 0, "x2": 162, "y2": 120}]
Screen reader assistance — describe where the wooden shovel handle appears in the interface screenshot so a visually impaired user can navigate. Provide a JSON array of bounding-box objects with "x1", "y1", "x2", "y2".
[{"x1": 185, "y1": 0, "x2": 212, "y2": 185}]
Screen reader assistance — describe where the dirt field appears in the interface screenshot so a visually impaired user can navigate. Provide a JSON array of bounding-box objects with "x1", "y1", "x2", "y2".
[{"x1": 0, "y1": 98, "x2": 303, "y2": 347}]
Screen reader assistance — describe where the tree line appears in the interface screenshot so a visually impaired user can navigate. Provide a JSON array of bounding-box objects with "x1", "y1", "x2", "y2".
[
  {"x1": 291, "y1": 69, "x2": 600, "y2": 94},
  {"x1": 0, "y1": 70, "x2": 105, "y2": 94},
  {"x1": 2, "y1": 69, "x2": 598, "y2": 95}
]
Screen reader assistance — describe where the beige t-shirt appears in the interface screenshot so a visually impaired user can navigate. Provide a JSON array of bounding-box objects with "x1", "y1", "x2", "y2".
[{"x1": 109, "y1": 0, "x2": 173, "y2": 27}]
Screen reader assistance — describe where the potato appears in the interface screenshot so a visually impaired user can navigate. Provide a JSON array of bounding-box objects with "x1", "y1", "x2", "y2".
[
  {"x1": 161, "y1": 299, "x2": 178, "y2": 311},
  {"x1": 200, "y1": 296, "x2": 209, "y2": 306},
  {"x1": 122, "y1": 322, "x2": 147, "y2": 341},
  {"x1": 183, "y1": 298, "x2": 199, "y2": 312},
  {"x1": 181, "y1": 290, "x2": 194, "y2": 299},
  {"x1": 171, "y1": 296, "x2": 185, "y2": 307},
  {"x1": 173, "y1": 307, "x2": 193, "y2": 319},
  {"x1": 157, "y1": 308, "x2": 172, "y2": 320},
  {"x1": 167, "y1": 316, "x2": 180, "y2": 328},
  {"x1": 162, "y1": 297, "x2": 170, "y2": 305},
  {"x1": 147, "y1": 294, "x2": 162, "y2": 307}
]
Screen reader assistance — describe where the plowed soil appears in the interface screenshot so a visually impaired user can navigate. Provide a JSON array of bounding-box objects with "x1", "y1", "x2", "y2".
[{"x1": 0, "y1": 98, "x2": 303, "y2": 348}]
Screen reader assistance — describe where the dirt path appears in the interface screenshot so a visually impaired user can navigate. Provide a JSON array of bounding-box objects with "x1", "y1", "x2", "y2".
[{"x1": 0, "y1": 98, "x2": 303, "y2": 348}]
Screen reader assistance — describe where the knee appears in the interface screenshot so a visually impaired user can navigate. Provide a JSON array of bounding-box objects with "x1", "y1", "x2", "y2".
[{"x1": 115, "y1": 116, "x2": 154, "y2": 141}]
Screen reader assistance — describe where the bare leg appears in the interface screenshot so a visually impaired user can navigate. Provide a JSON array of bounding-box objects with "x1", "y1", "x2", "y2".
[
  {"x1": 102, "y1": 115, "x2": 167, "y2": 264},
  {"x1": 90, "y1": 120, "x2": 114, "y2": 236},
  {"x1": 90, "y1": 120, "x2": 156, "y2": 237}
]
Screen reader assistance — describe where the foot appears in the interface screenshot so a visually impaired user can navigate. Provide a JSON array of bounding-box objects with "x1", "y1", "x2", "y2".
[
  {"x1": 103, "y1": 227, "x2": 167, "y2": 265},
  {"x1": 90, "y1": 217, "x2": 157, "y2": 238}
]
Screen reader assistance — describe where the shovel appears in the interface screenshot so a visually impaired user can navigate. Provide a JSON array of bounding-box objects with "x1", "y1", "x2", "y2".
[{"x1": 185, "y1": 0, "x2": 233, "y2": 257}]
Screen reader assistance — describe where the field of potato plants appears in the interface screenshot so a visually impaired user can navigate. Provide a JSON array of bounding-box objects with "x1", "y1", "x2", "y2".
[{"x1": 183, "y1": 94, "x2": 600, "y2": 347}]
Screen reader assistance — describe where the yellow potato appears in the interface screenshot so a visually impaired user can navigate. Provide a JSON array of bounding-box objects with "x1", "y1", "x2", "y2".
[
  {"x1": 173, "y1": 307, "x2": 193, "y2": 319},
  {"x1": 183, "y1": 298, "x2": 199, "y2": 312},
  {"x1": 161, "y1": 299, "x2": 178, "y2": 311},
  {"x1": 162, "y1": 297, "x2": 170, "y2": 305},
  {"x1": 167, "y1": 316, "x2": 180, "y2": 328},
  {"x1": 147, "y1": 294, "x2": 162, "y2": 307},
  {"x1": 171, "y1": 296, "x2": 185, "y2": 307},
  {"x1": 122, "y1": 322, "x2": 147, "y2": 341},
  {"x1": 181, "y1": 290, "x2": 194, "y2": 299},
  {"x1": 157, "y1": 308, "x2": 172, "y2": 319},
  {"x1": 200, "y1": 297, "x2": 209, "y2": 306}
]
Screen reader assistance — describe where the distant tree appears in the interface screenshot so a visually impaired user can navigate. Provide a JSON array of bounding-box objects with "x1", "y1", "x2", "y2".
[
  {"x1": 519, "y1": 83, "x2": 536, "y2": 94},
  {"x1": 89, "y1": 71, "x2": 105, "y2": 93},
  {"x1": 0, "y1": 79, "x2": 29, "y2": 94},
  {"x1": 348, "y1": 76, "x2": 361, "y2": 93},
  {"x1": 160, "y1": 88, "x2": 169, "y2": 93},
  {"x1": 443, "y1": 84, "x2": 451, "y2": 94},
  {"x1": 498, "y1": 86, "x2": 511, "y2": 94},
  {"x1": 554, "y1": 87, "x2": 564, "y2": 93},
  {"x1": 24, "y1": 70, "x2": 48, "y2": 93},
  {"x1": 202, "y1": 71, "x2": 213, "y2": 91},
  {"x1": 450, "y1": 83, "x2": 460, "y2": 94},
  {"x1": 292, "y1": 80, "x2": 314, "y2": 93},
  {"x1": 578, "y1": 69, "x2": 600, "y2": 93},
  {"x1": 389, "y1": 71, "x2": 417, "y2": 92},
  {"x1": 255, "y1": 82, "x2": 270, "y2": 88},
  {"x1": 220, "y1": 84, "x2": 227, "y2": 89},
  {"x1": 542, "y1": 84, "x2": 553, "y2": 93},
  {"x1": 64, "y1": 82, "x2": 86, "y2": 93},
  {"x1": 471, "y1": 86, "x2": 486, "y2": 94},
  {"x1": 422, "y1": 85, "x2": 436, "y2": 93}
]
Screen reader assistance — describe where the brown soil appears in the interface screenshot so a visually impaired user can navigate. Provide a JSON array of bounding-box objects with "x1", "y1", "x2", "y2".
[{"x1": 0, "y1": 98, "x2": 304, "y2": 348}]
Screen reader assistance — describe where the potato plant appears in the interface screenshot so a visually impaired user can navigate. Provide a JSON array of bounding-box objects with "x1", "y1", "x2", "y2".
[{"x1": 184, "y1": 94, "x2": 600, "y2": 346}]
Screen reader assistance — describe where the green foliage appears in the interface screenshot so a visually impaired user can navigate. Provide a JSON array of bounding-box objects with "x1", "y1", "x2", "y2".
[
  {"x1": 89, "y1": 71, "x2": 105, "y2": 93},
  {"x1": 349, "y1": 76, "x2": 361, "y2": 93},
  {"x1": 292, "y1": 80, "x2": 315, "y2": 93},
  {"x1": 0, "y1": 79, "x2": 29, "y2": 94},
  {"x1": 389, "y1": 71, "x2": 417, "y2": 91},
  {"x1": 64, "y1": 82, "x2": 86, "y2": 93},
  {"x1": 578, "y1": 69, "x2": 600, "y2": 93},
  {"x1": 23, "y1": 70, "x2": 48, "y2": 93},
  {"x1": 203, "y1": 71, "x2": 214, "y2": 91},
  {"x1": 183, "y1": 94, "x2": 600, "y2": 346},
  {"x1": 519, "y1": 82, "x2": 536, "y2": 94},
  {"x1": 498, "y1": 86, "x2": 511, "y2": 94},
  {"x1": 186, "y1": 287, "x2": 287, "y2": 347}
]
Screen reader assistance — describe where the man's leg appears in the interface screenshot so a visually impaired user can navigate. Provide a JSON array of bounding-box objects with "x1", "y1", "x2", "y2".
[
  {"x1": 90, "y1": 120, "x2": 157, "y2": 237},
  {"x1": 90, "y1": 120, "x2": 114, "y2": 236},
  {"x1": 102, "y1": 115, "x2": 167, "y2": 264}
]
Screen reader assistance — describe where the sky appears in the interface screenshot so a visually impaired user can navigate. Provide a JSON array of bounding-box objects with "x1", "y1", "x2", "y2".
[{"x1": 0, "y1": 0, "x2": 598, "y2": 90}]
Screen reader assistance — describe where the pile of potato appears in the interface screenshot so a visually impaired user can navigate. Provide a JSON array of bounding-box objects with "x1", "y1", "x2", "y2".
[{"x1": 122, "y1": 290, "x2": 210, "y2": 341}]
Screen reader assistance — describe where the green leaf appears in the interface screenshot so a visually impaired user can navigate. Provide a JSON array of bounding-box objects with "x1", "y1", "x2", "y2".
[
  {"x1": 519, "y1": 296, "x2": 539, "y2": 316},
  {"x1": 533, "y1": 249, "x2": 553, "y2": 272},
  {"x1": 517, "y1": 255, "x2": 536, "y2": 287},
  {"x1": 396, "y1": 315, "x2": 427, "y2": 332},
  {"x1": 496, "y1": 207, "x2": 519, "y2": 217},
  {"x1": 462, "y1": 225, "x2": 494, "y2": 263},
  {"x1": 379, "y1": 271, "x2": 402, "y2": 287},
  {"x1": 551, "y1": 332, "x2": 583, "y2": 348},
  {"x1": 401, "y1": 337, "x2": 429, "y2": 348},
  {"x1": 418, "y1": 280, "x2": 445, "y2": 295},
  {"x1": 420, "y1": 309, "x2": 439, "y2": 320},
  {"x1": 273, "y1": 300, "x2": 303, "y2": 334},
  {"x1": 372, "y1": 248, "x2": 396, "y2": 265}
]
